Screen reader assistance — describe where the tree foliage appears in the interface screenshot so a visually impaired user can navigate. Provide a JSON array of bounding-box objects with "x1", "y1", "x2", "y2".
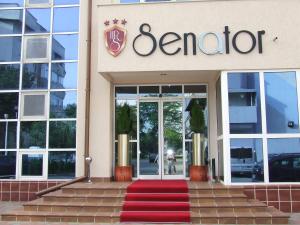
[
  {"x1": 190, "y1": 103, "x2": 205, "y2": 133},
  {"x1": 116, "y1": 103, "x2": 132, "y2": 134}
]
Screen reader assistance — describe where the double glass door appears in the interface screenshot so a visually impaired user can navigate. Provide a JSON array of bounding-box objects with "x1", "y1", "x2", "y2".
[{"x1": 138, "y1": 99, "x2": 184, "y2": 179}]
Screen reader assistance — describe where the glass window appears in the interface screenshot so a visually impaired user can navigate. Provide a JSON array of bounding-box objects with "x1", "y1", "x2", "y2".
[
  {"x1": 115, "y1": 99, "x2": 137, "y2": 139},
  {"x1": 216, "y1": 78, "x2": 223, "y2": 136},
  {"x1": 20, "y1": 121, "x2": 46, "y2": 149},
  {"x1": 22, "y1": 94, "x2": 46, "y2": 117},
  {"x1": 0, "y1": 64, "x2": 20, "y2": 90},
  {"x1": 53, "y1": 7, "x2": 79, "y2": 32},
  {"x1": 49, "y1": 121, "x2": 76, "y2": 148},
  {"x1": 230, "y1": 138, "x2": 264, "y2": 183},
  {"x1": 228, "y1": 72, "x2": 262, "y2": 134},
  {"x1": 0, "y1": 37, "x2": 21, "y2": 62},
  {"x1": 184, "y1": 85, "x2": 207, "y2": 97},
  {"x1": 25, "y1": 8, "x2": 50, "y2": 33},
  {"x1": 0, "y1": 9, "x2": 23, "y2": 34},
  {"x1": 0, "y1": 93, "x2": 18, "y2": 119},
  {"x1": 268, "y1": 138, "x2": 300, "y2": 182},
  {"x1": 162, "y1": 85, "x2": 182, "y2": 97},
  {"x1": 51, "y1": 62, "x2": 77, "y2": 89},
  {"x1": 218, "y1": 140, "x2": 224, "y2": 181},
  {"x1": 0, "y1": 1, "x2": 23, "y2": 7},
  {"x1": 120, "y1": 0, "x2": 140, "y2": 3},
  {"x1": 52, "y1": 34, "x2": 78, "y2": 60},
  {"x1": 115, "y1": 86, "x2": 137, "y2": 98},
  {"x1": 27, "y1": 0, "x2": 50, "y2": 5},
  {"x1": 0, "y1": 151, "x2": 16, "y2": 179},
  {"x1": 139, "y1": 86, "x2": 159, "y2": 97},
  {"x1": 50, "y1": 91, "x2": 77, "y2": 118},
  {"x1": 48, "y1": 151, "x2": 75, "y2": 179},
  {"x1": 185, "y1": 141, "x2": 192, "y2": 177},
  {"x1": 21, "y1": 154, "x2": 43, "y2": 176},
  {"x1": 0, "y1": 122, "x2": 17, "y2": 149},
  {"x1": 22, "y1": 63, "x2": 48, "y2": 89},
  {"x1": 264, "y1": 72, "x2": 299, "y2": 133},
  {"x1": 25, "y1": 36, "x2": 48, "y2": 60},
  {"x1": 54, "y1": 0, "x2": 79, "y2": 4}
]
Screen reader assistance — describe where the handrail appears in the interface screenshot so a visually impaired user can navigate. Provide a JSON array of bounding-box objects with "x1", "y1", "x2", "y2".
[{"x1": 36, "y1": 176, "x2": 87, "y2": 197}]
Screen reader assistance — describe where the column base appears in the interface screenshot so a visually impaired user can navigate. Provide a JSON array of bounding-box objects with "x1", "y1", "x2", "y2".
[
  {"x1": 115, "y1": 166, "x2": 132, "y2": 182},
  {"x1": 189, "y1": 165, "x2": 208, "y2": 181}
]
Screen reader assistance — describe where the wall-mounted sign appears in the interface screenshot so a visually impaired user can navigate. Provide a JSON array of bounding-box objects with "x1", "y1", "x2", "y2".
[{"x1": 104, "y1": 19, "x2": 127, "y2": 57}]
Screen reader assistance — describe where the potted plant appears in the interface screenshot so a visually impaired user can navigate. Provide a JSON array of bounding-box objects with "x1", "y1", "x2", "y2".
[
  {"x1": 115, "y1": 103, "x2": 133, "y2": 181},
  {"x1": 189, "y1": 99, "x2": 208, "y2": 181}
]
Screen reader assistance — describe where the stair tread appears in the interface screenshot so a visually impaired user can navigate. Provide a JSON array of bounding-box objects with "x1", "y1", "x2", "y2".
[
  {"x1": 25, "y1": 200, "x2": 122, "y2": 207},
  {"x1": 191, "y1": 210, "x2": 290, "y2": 218},
  {"x1": 3, "y1": 210, "x2": 119, "y2": 217},
  {"x1": 44, "y1": 190, "x2": 124, "y2": 198}
]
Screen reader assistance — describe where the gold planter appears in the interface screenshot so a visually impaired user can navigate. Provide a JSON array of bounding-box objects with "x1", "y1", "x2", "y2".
[
  {"x1": 118, "y1": 134, "x2": 129, "y2": 166},
  {"x1": 192, "y1": 133, "x2": 205, "y2": 166}
]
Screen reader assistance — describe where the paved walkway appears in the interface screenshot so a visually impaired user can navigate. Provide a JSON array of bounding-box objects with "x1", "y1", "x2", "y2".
[{"x1": 0, "y1": 201, "x2": 300, "y2": 224}]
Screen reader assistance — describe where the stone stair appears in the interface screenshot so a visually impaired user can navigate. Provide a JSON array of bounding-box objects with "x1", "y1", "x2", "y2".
[{"x1": 1, "y1": 181, "x2": 290, "y2": 224}]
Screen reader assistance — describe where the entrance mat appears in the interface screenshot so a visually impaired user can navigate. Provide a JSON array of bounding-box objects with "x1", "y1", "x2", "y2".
[{"x1": 120, "y1": 180, "x2": 190, "y2": 223}]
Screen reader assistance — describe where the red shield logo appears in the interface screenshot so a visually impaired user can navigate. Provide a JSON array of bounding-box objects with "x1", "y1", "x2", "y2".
[{"x1": 104, "y1": 25, "x2": 127, "y2": 57}]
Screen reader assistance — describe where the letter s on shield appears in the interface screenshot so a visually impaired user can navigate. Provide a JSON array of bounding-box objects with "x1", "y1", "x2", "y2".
[{"x1": 104, "y1": 26, "x2": 127, "y2": 57}]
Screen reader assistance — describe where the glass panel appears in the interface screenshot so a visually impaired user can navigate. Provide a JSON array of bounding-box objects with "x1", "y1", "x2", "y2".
[
  {"x1": 0, "y1": 37, "x2": 21, "y2": 62},
  {"x1": 23, "y1": 94, "x2": 45, "y2": 116},
  {"x1": 216, "y1": 78, "x2": 223, "y2": 136},
  {"x1": 52, "y1": 34, "x2": 78, "y2": 60},
  {"x1": 25, "y1": 37, "x2": 48, "y2": 60},
  {"x1": 0, "y1": 9, "x2": 23, "y2": 34},
  {"x1": 115, "y1": 100, "x2": 136, "y2": 139},
  {"x1": 28, "y1": 0, "x2": 50, "y2": 4},
  {"x1": 50, "y1": 91, "x2": 77, "y2": 118},
  {"x1": 0, "y1": 93, "x2": 18, "y2": 119},
  {"x1": 230, "y1": 139, "x2": 264, "y2": 183},
  {"x1": 218, "y1": 140, "x2": 224, "y2": 181},
  {"x1": 0, "y1": 64, "x2": 20, "y2": 90},
  {"x1": 20, "y1": 121, "x2": 46, "y2": 149},
  {"x1": 0, "y1": 151, "x2": 16, "y2": 179},
  {"x1": 49, "y1": 121, "x2": 76, "y2": 148},
  {"x1": 25, "y1": 8, "x2": 50, "y2": 33},
  {"x1": 185, "y1": 141, "x2": 192, "y2": 177},
  {"x1": 268, "y1": 138, "x2": 300, "y2": 182},
  {"x1": 0, "y1": 1, "x2": 23, "y2": 7},
  {"x1": 265, "y1": 72, "x2": 299, "y2": 133},
  {"x1": 162, "y1": 85, "x2": 182, "y2": 97},
  {"x1": 51, "y1": 62, "x2": 77, "y2": 89},
  {"x1": 0, "y1": 122, "x2": 17, "y2": 149},
  {"x1": 184, "y1": 98, "x2": 207, "y2": 139},
  {"x1": 139, "y1": 86, "x2": 159, "y2": 97},
  {"x1": 120, "y1": 0, "x2": 139, "y2": 3},
  {"x1": 22, "y1": 63, "x2": 48, "y2": 89},
  {"x1": 139, "y1": 102, "x2": 159, "y2": 175},
  {"x1": 48, "y1": 151, "x2": 75, "y2": 179},
  {"x1": 54, "y1": 0, "x2": 79, "y2": 4},
  {"x1": 22, "y1": 154, "x2": 43, "y2": 176},
  {"x1": 163, "y1": 101, "x2": 183, "y2": 176},
  {"x1": 53, "y1": 7, "x2": 79, "y2": 32},
  {"x1": 228, "y1": 72, "x2": 261, "y2": 134},
  {"x1": 115, "y1": 86, "x2": 137, "y2": 98},
  {"x1": 184, "y1": 85, "x2": 207, "y2": 97}
]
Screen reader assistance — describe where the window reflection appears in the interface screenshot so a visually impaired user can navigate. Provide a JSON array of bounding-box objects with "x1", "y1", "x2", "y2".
[
  {"x1": 20, "y1": 121, "x2": 46, "y2": 149},
  {"x1": 0, "y1": 151, "x2": 16, "y2": 179},
  {"x1": 52, "y1": 34, "x2": 78, "y2": 60},
  {"x1": 25, "y1": 8, "x2": 50, "y2": 33},
  {"x1": 53, "y1": 7, "x2": 79, "y2": 32},
  {"x1": 22, "y1": 63, "x2": 48, "y2": 89},
  {"x1": 48, "y1": 151, "x2": 75, "y2": 179},
  {"x1": 0, "y1": 1, "x2": 23, "y2": 7},
  {"x1": 50, "y1": 91, "x2": 77, "y2": 118},
  {"x1": 0, "y1": 37, "x2": 21, "y2": 62},
  {"x1": 51, "y1": 62, "x2": 77, "y2": 89},
  {"x1": 115, "y1": 86, "x2": 137, "y2": 98},
  {"x1": 265, "y1": 72, "x2": 299, "y2": 133},
  {"x1": 0, "y1": 9, "x2": 22, "y2": 34},
  {"x1": 22, "y1": 154, "x2": 43, "y2": 176},
  {"x1": 0, "y1": 122, "x2": 17, "y2": 149},
  {"x1": 228, "y1": 73, "x2": 262, "y2": 134},
  {"x1": 230, "y1": 139, "x2": 264, "y2": 183},
  {"x1": 54, "y1": 0, "x2": 79, "y2": 4},
  {"x1": 0, "y1": 93, "x2": 18, "y2": 119},
  {"x1": 0, "y1": 64, "x2": 20, "y2": 90},
  {"x1": 268, "y1": 138, "x2": 300, "y2": 182},
  {"x1": 49, "y1": 121, "x2": 76, "y2": 148}
]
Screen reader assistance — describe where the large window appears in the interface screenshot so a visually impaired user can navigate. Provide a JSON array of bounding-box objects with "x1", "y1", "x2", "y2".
[{"x1": 0, "y1": 0, "x2": 80, "y2": 180}]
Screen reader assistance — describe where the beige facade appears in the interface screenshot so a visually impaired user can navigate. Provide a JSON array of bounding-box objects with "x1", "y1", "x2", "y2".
[{"x1": 76, "y1": 0, "x2": 300, "y2": 180}]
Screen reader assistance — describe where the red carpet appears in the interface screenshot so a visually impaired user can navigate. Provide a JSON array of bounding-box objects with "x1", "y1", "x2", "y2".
[{"x1": 120, "y1": 180, "x2": 190, "y2": 223}]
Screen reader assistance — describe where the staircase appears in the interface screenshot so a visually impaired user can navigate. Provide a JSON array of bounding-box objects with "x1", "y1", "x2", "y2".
[{"x1": 1, "y1": 181, "x2": 289, "y2": 224}]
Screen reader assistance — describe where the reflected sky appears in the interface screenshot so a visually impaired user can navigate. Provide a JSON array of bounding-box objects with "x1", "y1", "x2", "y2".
[
  {"x1": 53, "y1": 7, "x2": 79, "y2": 32},
  {"x1": 25, "y1": 8, "x2": 51, "y2": 33},
  {"x1": 52, "y1": 34, "x2": 78, "y2": 60},
  {"x1": 51, "y1": 62, "x2": 77, "y2": 89},
  {"x1": 54, "y1": 0, "x2": 79, "y2": 4}
]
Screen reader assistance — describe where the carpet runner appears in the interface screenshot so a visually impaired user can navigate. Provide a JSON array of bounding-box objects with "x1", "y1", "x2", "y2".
[{"x1": 120, "y1": 180, "x2": 190, "y2": 223}]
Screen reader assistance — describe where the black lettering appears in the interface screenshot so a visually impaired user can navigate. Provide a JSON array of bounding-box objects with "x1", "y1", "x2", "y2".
[
  {"x1": 183, "y1": 33, "x2": 196, "y2": 55},
  {"x1": 133, "y1": 23, "x2": 157, "y2": 56},
  {"x1": 257, "y1": 30, "x2": 265, "y2": 53},
  {"x1": 232, "y1": 30, "x2": 256, "y2": 54},
  {"x1": 159, "y1": 32, "x2": 182, "y2": 55},
  {"x1": 223, "y1": 26, "x2": 230, "y2": 54}
]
